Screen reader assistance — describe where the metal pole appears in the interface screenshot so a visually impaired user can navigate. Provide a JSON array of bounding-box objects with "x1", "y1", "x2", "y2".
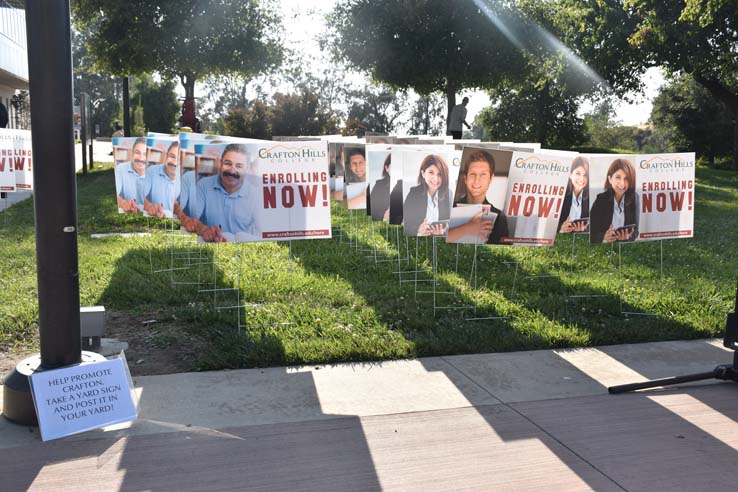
[
  {"x1": 80, "y1": 92, "x2": 87, "y2": 175},
  {"x1": 3, "y1": 0, "x2": 87, "y2": 426},
  {"x1": 122, "y1": 77, "x2": 131, "y2": 137}
]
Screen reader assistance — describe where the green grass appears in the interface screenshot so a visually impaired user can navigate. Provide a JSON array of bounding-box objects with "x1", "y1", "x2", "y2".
[{"x1": 1, "y1": 164, "x2": 737, "y2": 371}]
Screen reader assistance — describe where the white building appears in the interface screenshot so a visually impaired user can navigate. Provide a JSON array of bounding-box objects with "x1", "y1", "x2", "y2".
[{"x1": 0, "y1": 0, "x2": 27, "y2": 128}]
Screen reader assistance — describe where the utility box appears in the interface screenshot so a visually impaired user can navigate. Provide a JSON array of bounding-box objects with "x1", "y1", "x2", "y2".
[{"x1": 80, "y1": 306, "x2": 105, "y2": 350}]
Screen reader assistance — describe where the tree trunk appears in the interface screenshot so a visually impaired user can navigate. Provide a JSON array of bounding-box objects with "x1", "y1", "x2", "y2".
[
  {"x1": 179, "y1": 73, "x2": 198, "y2": 129},
  {"x1": 734, "y1": 106, "x2": 738, "y2": 171},
  {"x1": 693, "y1": 74, "x2": 738, "y2": 171},
  {"x1": 122, "y1": 77, "x2": 131, "y2": 137},
  {"x1": 445, "y1": 85, "x2": 456, "y2": 136}
]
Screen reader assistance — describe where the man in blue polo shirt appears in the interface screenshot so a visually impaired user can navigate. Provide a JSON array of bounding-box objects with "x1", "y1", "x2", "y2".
[
  {"x1": 144, "y1": 141, "x2": 180, "y2": 218},
  {"x1": 189, "y1": 143, "x2": 260, "y2": 242},
  {"x1": 114, "y1": 137, "x2": 147, "y2": 213}
]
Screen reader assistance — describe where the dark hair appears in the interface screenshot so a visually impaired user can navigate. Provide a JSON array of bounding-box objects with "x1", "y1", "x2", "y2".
[
  {"x1": 344, "y1": 147, "x2": 366, "y2": 183},
  {"x1": 604, "y1": 158, "x2": 636, "y2": 204},
  {"x1": 222, "y1": 143, "x2": 247, "y2": 158},
  {"x1": 568, "y1": 156, "x2": 589, "y2": 201},
  {"x1": 133, "y1": 137, "x2": 146, "y2": 149},
  {"x1": 463, "y1": 150, "x2": 495, "y2": 176},
  {"x1": 462, "y1": 97, "x2": 469, "y2": 104},
  {"x1": 416, "y1": 154, "x2": 449, "y2": 196},
  {"x1": 382, "y1": 154, "x2": 391, "y2": 179},
  {"x1": 604, "y1": 158, "x2": 635, "y2": 191},
  {"x1": 167, "y1": 141, "x2": 180, "y2": 153}
]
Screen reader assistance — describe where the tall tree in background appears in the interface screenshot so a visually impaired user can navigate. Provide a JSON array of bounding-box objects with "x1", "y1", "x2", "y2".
[
  {"x1": 329, "y1": 0, "x2": 526, "y2": 131},
  {"x1": 72, "y1": 0, "x2": 284, "y2": 128},
  {"x1": 651, "y1": 74, "x2": 734, "y2": 166},
  {"x1": 72, "y1": 30, "x2": 121, "y2": 137},
  {"x1": 557, "y1": 0, "x2": 738, "y2": 169},
  {"x1": 344, "y1": 84, "x2": 410, "y2": 135}
]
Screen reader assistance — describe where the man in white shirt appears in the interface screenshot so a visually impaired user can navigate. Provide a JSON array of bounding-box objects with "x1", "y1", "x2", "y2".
[{"x1": 448, "y1": 97, "x2": 470, "y2": 139}]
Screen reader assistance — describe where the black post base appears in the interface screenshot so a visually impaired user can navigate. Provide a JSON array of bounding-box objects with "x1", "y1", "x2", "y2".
[{"x1": 2, "y1": 352, "x2": 106, "y2": 426}]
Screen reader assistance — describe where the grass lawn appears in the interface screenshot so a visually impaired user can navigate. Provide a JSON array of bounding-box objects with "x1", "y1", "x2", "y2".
[{"x1": 1, "y1": 164, "x2": 736, "y2": 371}]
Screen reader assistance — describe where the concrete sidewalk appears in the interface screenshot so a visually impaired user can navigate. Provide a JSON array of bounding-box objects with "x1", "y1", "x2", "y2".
[{"x1": 2, "y1": 339, "x2": 737, "y2": 491}]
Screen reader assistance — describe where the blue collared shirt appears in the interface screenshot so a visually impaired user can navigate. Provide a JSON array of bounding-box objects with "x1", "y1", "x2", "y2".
[
  {"x1": 196, "y1": 174, "x2": 260, "y2": 236},
  {"x1": 179, "y1": 170, "x2": 197, "y2": 217},
  {"x1": 145, "y1": 164, "x2": 179, "y2": 213},
  {"x1": 115, "y1": 162, "x2": 146, "y2": 206}
]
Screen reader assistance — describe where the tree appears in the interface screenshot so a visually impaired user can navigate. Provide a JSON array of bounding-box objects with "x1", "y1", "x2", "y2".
[
  {"x1": 557, "y1": 0, "x2": 738, "y2": 169},
  {"x1": 137, "y1": 77, "x2": 180, "y2": 134},
  {"x1": 71, "y1": 0, "x2": 284, "y2": 126},
  {"x1": 72, "y1": 29, "x2": 121, "y2": 136},
  {"x1": 330, "y1": 0, "x2": 527, "y2": 131},
  {"x1": 408, "y1": 93, "x2": 446, "y2": 136},
  {"x1": 651, "y1": 74, "x2": 734, "y2": 165},
  {"x1": 344, "y1": 84, "x2": 410, "y2": 135},
  {"x1": 479, "y1": 84, "x2": 585, "y2": 148},
  {"x1": 223, "y1": 102, "x2": 271, "y2": 140},
  {"x1": 271, "y1": 89, "x2": 340, "y2": 137}
]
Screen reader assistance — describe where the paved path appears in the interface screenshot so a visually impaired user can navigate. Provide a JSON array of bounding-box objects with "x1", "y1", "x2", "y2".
[{"x1": 2, "y1": 339, "x2": 738, "y2": 491}]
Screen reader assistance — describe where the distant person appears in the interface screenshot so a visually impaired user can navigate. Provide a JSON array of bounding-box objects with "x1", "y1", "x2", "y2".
[
  {"x1": 143, "y1": 141, "x2": 180, "y2": 218},
  {"x1": 558, "y1": 156, "x2": 590, "y2": 233},
  {"x1": 112, "y1": 122, "x2": 123, "y2": 137},
  {"x1": 182, "y1": 143, "x2": 260, "y2": 242},
  {"x1": 446, "y1": 149, "x2": 508, "y2": 244},
  {"x1": 448, "y1": 96, "x2": 470, "y2": 140},
  {"x1": 590, "y1": 158, "x2": 638, "y2": 243},
  {"x1": 370, "y1": 154, "x2": 391, "y2": 221},
  {"x1": 403, "y1": 154, "x2": 451, "y2": 236},
  {"x1": 114, "y1": 137, "x2": 147, "y2": 213}
]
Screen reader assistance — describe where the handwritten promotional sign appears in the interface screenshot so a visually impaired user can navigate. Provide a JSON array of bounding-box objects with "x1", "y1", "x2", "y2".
[{"x1": 30, "y1": 358, "x2": 137, "y2": 441}]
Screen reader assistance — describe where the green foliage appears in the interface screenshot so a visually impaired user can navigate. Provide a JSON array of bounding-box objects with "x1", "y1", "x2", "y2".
[
  {"x1": 72, "y1": 29, "x2": 120, "y2": 137},
  {"x1": 223, "y1": 102, "x2": 271, "y2": 140},
  {"x1": 580, "y1": 99, "x2": 669, "y2": 153},
  {"x1": 223, "y1": 88, "x2": 340, "y2": 139},
  {"x1": 330, "y1": 0, "x2": 527, "y2": 112},
  {"x1": 72, "y1": 0, "x2": 284, "y2": 98},
  {"x1": 478, "y1": 84, "x2": 585, "y2": 149},
  {"x1": 137, "y1": 78, "x2": 180, "y2": 134},
  {"x1": 559, "y1": 0, "x2": 738, "y2": 168},
  {"x1": 345, "y1": 85, "x2": 410, "y2": 135},
  {"x1": 650, "y1": 73, "x2": 734, "y2": 164}
]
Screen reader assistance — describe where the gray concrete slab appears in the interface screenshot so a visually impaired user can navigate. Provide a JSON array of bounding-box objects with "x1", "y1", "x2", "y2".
[
  {"x1": 2, "y1": 338, "x2": 737, "y2": 491},
  {"x1": 442, "y1": 339, "x2": 733, "y2": 403},
  {"x1": 512, "y1": 384, "x2": 738, "y2": 492}
]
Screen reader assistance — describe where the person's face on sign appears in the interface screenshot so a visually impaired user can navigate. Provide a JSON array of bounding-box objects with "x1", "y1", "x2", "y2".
[
  {"x1": 608, "y1": 169, "x2": 629, "y2": 200},
  {"x1": 165, "y1": 145, "x2": 178, "y2": 180},
  {"x1": 571, "y1": 165, "x2": 588, "y2": 194},
  {"x1": 422, "y1": 164, "x2": 443, "y2": 195},
  {"x1": 219, "y1": 151, "x2": 246, "y2": 192},
  {"x1": 349, "y1": 153, "x2": 366, "y2": 180},
  {"x1": 132, "y1": 142, "x2": 147, "y2": 176},
  {"x1": 464, "y1": 160, "x2": 492, "y2": 204}
]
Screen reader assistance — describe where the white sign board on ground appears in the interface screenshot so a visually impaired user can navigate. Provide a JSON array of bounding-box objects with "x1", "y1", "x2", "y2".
[{"x1": 29, "y1": 357, "x2": 137, "y2": 441}]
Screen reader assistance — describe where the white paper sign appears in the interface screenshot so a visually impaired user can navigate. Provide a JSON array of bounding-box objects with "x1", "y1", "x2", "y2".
[{"x1": 30, "y1": 358, "x2": 137, "y2": 441}]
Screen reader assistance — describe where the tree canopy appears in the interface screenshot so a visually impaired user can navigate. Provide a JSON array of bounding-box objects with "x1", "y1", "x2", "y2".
[
  {"x1": 329, "y1": 0, "x2": 529, "y2": 124},
  {"x1": 71, "y1": 0, "x2": 284, "y2": 100},
  {"x1": 557, "y1": 0, "x2": 738, "y2": 168}
]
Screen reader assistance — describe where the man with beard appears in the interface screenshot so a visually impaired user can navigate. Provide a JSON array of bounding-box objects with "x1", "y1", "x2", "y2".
[
  {"x1": 114, "y1": 137, "x2": 147, "y2": 213},
  {"x1": 144, "y1": 141, "x2": 180, "y2": 218},
  {"x1": 188, "y1": 143, "x2": 260, "y2": 242}
]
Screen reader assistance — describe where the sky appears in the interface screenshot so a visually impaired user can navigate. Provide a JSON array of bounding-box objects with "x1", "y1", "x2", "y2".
[{"x1": 232, "y1": 0, "x2": 665, "y2": 128}]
